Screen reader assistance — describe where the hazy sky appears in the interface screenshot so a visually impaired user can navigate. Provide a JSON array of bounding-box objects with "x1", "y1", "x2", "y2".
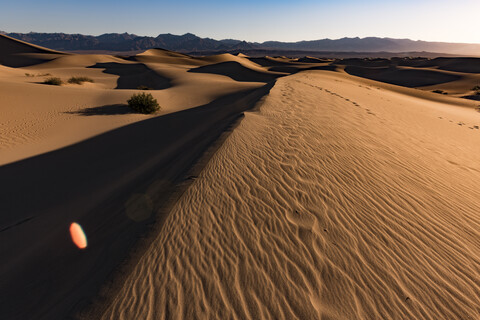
[{"x1": 2, "y1": 0, "x2": 479, "y2": 43}]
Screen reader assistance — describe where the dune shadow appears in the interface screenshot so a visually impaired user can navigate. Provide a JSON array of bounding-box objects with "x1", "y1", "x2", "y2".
[
  {"x1": 345, "y1": 66, "x2": 462, "y2": 87},
  {"x1": 269, "y1": 64, "x2": 337, "y2": 74},
  {"x1": 268, "y1": 66, "x2": 301, "y2": 73},
  {"x1": 430, "y1": 58, "x2": 480, "y2": 73},
  {"x1": 297, "y1": 57, "x2": 333, "y2": 63},
  {"x1": 334, "y1": 58, "x2": 392, "y2": 68},
  {"x1": 67, "y1": 104, "x2": 132, "y2": 116},
  {"x1": 247, "y1": 57, "x2": 298, "y2": 67},
  {"x1": 0, "y1": 82, "x2": 274, "y2": 320},
  {"x1": 0, "y1": 34, "x2": 65, "y2": 67},
  {"x1": 88, "y1": 62, "x2": 172, "y2": 90},
  {"x1": 188, "y1": 61, "x2": 281, "y2": 82},
  {"x1": 462, "y1": 95, "x2": 480, "y2": 101},
  {"x1": 306, "y1": 65, "x2": 338, "y2": 72}
]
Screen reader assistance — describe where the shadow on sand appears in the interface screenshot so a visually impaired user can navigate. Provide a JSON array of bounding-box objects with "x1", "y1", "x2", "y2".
[
  {"x1": 344, "y1": 66, "x2": 462, "y2": 87},
  {"x1": 462, "y1": 95, "x2": 480, "y2": 101},
  {"x1": 0, "y1": 82, "x2": 274, "y2": 320},
  {"x1": 88, "y1": 62, "x2": 173, "y2": 90},
  {"x1": 269, "y1": 64, "x2": 338, "y2": 74},
  {"x1": 67, "y1": 104, "x2": 133, "y2": 116}
]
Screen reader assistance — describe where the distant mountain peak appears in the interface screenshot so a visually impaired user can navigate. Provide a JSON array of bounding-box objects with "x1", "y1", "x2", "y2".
[{"x1": 2, "y1": 31, "x2": 479, "y2": 55}]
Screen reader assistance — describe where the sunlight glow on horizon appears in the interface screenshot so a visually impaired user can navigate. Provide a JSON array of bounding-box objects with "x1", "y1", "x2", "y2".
[{"x1": 2, "y1": 0, "x2": 479, "y2": 44}]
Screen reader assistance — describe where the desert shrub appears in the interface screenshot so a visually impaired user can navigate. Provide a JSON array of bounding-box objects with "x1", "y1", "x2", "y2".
[
  {"x1": 68, "y1": 76, "x2": 94, "y2": 84},
  {"x1": 432, "y1": 89, "x2": 444, "y2": 94},
  {"x1": 127, "y1": 92, "x2": 160, "y2": 114},
  {"x1": 25, "y1": 73, "x2": 51, "y2": 77},
  {"x1": 43, "y1": 77, "x2": 63, "y2": 85},
  {"x1": 472, "y1": 85, "x2": 480, "y2": 91},
  {"x1": 137, "y1": 85, "x2": 153, "y2": 90}
]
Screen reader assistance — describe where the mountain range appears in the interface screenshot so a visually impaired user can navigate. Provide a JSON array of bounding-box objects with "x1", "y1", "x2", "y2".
[{"x1": 2, "y1": 31, "x2": 480, "y2": 56}]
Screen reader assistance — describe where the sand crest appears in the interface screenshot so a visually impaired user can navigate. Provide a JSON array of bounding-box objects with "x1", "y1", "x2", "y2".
[{"x1": 90, "y1": 71, "x2": 480, "y2": 320}]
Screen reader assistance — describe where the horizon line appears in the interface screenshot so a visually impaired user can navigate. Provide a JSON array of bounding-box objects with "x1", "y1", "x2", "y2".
[{"x1": 2, "y1": 30, "x2": 480, "y2": 45}]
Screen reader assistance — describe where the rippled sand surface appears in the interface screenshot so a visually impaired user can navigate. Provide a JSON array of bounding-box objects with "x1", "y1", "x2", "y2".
[{"x1": 97, "y1": 71, "x2": 480, "y2": 320}]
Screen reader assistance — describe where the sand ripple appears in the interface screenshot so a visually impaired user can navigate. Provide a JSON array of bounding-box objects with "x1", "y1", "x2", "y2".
[{"x1": 96, "y1": 71, "x2": 480, "y2": 320}]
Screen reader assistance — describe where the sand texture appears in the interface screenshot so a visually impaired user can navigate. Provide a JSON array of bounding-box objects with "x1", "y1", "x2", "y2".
[
  {"x1": 1, "y1": 34, "x2": 480, "y2": 319},
  {"x1": 92, "y1": 72, "x2": 480, "y2": 320}
]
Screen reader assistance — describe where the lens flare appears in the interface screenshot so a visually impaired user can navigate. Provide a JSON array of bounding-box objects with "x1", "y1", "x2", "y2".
[{"x1": 69, "y1": 222, "x2": 87, "y2": 249}]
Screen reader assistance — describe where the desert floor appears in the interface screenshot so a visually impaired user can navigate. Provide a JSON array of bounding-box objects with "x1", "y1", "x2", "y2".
[{"x1": 1, "y1": 34, "x2": 480, "y2": 319}]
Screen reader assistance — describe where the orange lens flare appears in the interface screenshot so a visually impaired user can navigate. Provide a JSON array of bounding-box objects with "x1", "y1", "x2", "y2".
[{"x1": 69, "y1": 222, "x2": 87, "y2": 249}]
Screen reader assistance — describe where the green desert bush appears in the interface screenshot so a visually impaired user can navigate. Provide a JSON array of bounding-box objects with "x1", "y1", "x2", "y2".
[
  {"x1": 127, "y1": 92, "x2": 160, "y2": 114},
  {"x1": 43, "y1": 77, "x2": 63, "y2": 86},
  {"x1": 68, "y1": 76, "x2": 94, "y2": 84}
]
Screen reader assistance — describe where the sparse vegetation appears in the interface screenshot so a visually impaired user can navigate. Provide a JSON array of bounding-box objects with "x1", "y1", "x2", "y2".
[
  {"x1": 127, "y1": 92, "x2": 160, "y2": 114},
  {"x1": 432, "y1": 89, "x2": 447, "y2": 95},
  {"x1": 25, "y1": 73, "x2": 51, "y2": 77},
  {"x1": 42, "y1": 77, "x2": 63, "y2": 86},
  {"x1": 472, "y1": 85, "x2": 480, "y2": 91},
  {"x1": 67, "y1": 76, "x2": 94, "y2": 84},
  {"x1": 137, "y1": 85, "x2": 153, "y2": 90}
]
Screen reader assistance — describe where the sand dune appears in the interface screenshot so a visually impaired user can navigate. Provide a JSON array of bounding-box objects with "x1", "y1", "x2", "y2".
[
  {"x1": 0, "y1": 35, "x2": 278, "y2": 319},
  {"x1": 88, "y1": 62, "x2": 173, "y2": 89},
  {"x1": 335, "y1": 57, "x2": 480, "y2": 98},
  {"x1": 297, "y1": 56, "x2": 333, "y2": 63},
  {"x1": 344, "y1": 65, "x2": 463, "y2": 87},
  {"x1": 189, "y1": 61, "x2": 284, "y2": 82},
  {"x1": 2, "y1": 34, "x2": 480, "y2": 320},
  {"x1": 397, "y1": 57, "x2": 480, "y2": 73},
  {"x1": 134, "y1": 48, "x2": 204, "y2": 66},
  {"x1": 90, "y1": 71, "x2": 480, "y2": 320},
  {"x1": 197, "y1": 53, "x2": 260, "y2": 67},
  {"x1": 248, "y1": 56, "x2": 301, "y2": 67},
  {"x1": 0, "y1": 34, "x2": 65, "y2": 67},
  {"x1": 30, "y1": 53, "x2": 128, "y2": 69},
  {"x1": 0, "y1": 35, "x2": 275, "y2": 165},
  {"x1": 0, "y1": 83, "x2": 274, "y2": 320}
]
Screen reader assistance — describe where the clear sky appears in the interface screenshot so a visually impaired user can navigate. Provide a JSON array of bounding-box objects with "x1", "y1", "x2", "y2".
[{"x1": 2, "y1": 0, "x2": 479, "y2": 44}]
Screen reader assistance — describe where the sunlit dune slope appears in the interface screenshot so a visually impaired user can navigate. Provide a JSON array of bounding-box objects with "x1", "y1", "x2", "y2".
[
  {"x1": 0, "y1": 40, "x2": 278, "y2": 165},
  {"x1": 94, "y1": 71, "x2": 480, "y2": 320},
  {"x1": 188, "y1": 61, "x2": 284, "y2": 82}
]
